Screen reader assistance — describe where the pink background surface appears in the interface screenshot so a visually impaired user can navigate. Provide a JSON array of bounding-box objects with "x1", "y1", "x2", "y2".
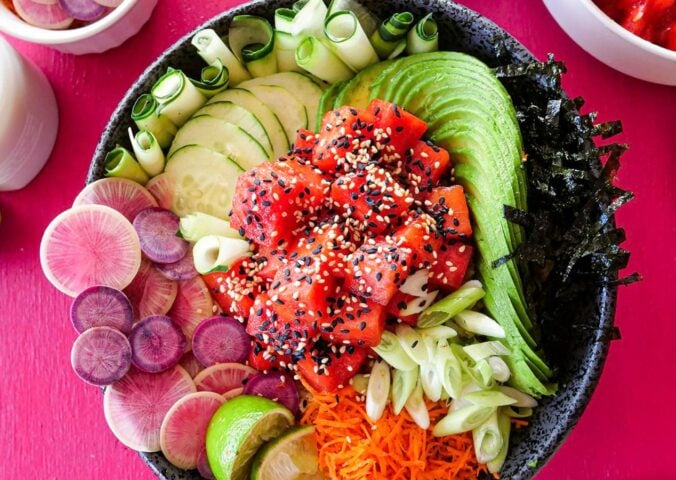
[{"x1": 1, "y1": 0, "x2": 674, "y2": 478}]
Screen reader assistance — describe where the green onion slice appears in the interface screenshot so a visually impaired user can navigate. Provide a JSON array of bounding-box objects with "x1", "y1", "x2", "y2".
[
  {"x1": 373, "y1": 330, "x2": 418, "y2": 371},
  {"x1": 406, "y1": 12, "x2": 439, "y2": 54},
  {"x1": 420, "y1": 361, "x2": 442, "y2": 402},
  {"x1": 436, "y1": 340, "x2": 463, "y2": 399},
  {"x1": 324, "y1": 10, "x2": 379, "y2": 72},
  {"x1": 151, "y1": 68, "x2": 207, "y2": 127},
  {"x1": 192, "y1": 235, "x2": 252, "y2": 274},
  {"x1": 179, "y1": 212, "x2": 242, "y2": 243},
  {"x1": 404, "y1": 377, "x2": 430, "y2": 429},
  {"x1": 418, "y1": 281, "x2": 486, "y2": 328},
  {"x1": 191, "y1": 28, "x2": 251, "y2": 85},
  {"x1": 366, "y1": 360, "x2": 391, "y2": 422},
  {"x1": 349, "y1": 373, "x2": 369, "y2": 394},
  {"x1": 130, "y1": 94, "x2": 177, "y2": 150},
  {"x1": 487, "y1": 412, "x2": 511, "y2": 474},
  {"x1": 104, "y1": 146, "x2": 149, "y2": 185},
  {"x1": 395, "y1": 324, "x2": 428, "y2": 365},
  {"x1": 229, "y1": 15, "x2": 278, "y2": 78},
  {"x1": 327, "y1": 0, "x2": 379, "y2": 36},
  {"x1": 417, "y1": 324, "x2": 457, "y2": 340},
  {"x1": 127, "y1": 128, "x2": 164, "y2": 177},
  {"x1": 370, "y1": 11, "x2": 414, "y2": 59},
  {"x1": 391, "y1": 367, "x2": 418, "y2": 415},
  {"x1": 432, "y1": 404, "x2": 494, "y2": 437},
  {"x1": 463, "y1": 341, "x2": 511, "y2": 362},
  {"x1": 295, "y1": 36, "x2": 354, "y2": 83},
  {"x1": 497, "y1": 386, "x2": 538, "y2": 408},
  {"x1": 473, "y1": 409, "x2": 503, "y2": 464},
  {"x1": 453, "y1": 310, "x2": 506, "y2": 338},
  {"x1": 190, "y1": 60, "x2": 230, "y2": 98},
  {"x1": 488, "y1": 356, "x2": 511, "y2": 383},
  {"x1": 464, "y1": 389, "x2": 518, "y2": 407}
]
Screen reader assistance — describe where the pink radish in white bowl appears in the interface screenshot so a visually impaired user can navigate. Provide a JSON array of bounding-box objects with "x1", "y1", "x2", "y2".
[
  {"x1": 57, "y1": 0, "x2": 106, "y2": 21},
  {"x1": 11, "y1": 0, "x2": 73, "y2": 29}
]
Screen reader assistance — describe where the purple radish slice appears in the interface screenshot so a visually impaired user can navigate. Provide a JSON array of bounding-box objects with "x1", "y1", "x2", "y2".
[
  {"x1": 146, "y1": 173, "x2": 175, "y2": 211},
  {"x1": 243, "y1": 372, "x2": 300, "y2": 415},
  {"x1": 124, "y1": 257, "x2": 178, "y2": 320},
  {"x1": 93, "y1": 0, "x2": 121, "y2": 6},
  {"x1": 179, "y1": 351, "x2": 204, "y2": 378},
  {"x1": 32, "y1": 0, "x2": 58, "y2": 5},
  {"x1": 57, "y1": 0, "x2": 105, "y2": 21},
  {"x1": 159, "y1": 391, "x2": 224, "y2": 470},
  {"x1": 169, "y1": 276, "x2": 214, "y2": 347},
  {"x1": 196, "y1": 446, "x2": 216, "y2": 480},
  {"x1": 133, "y1": 208, "x2": 189, "y2": 264},
  {"x1": 71, "y1": 326, "x2": 132, "y2": 386},
  {"x1": 103, "y1": 365, "x2": 196, "y2": 452},
  {"x1": 40, "y1": 205, "x2": 141, "y2": 297},
  {"x1": 193, "y1": 363, "x2": 256, "y2": 394},
  {"x1": 73, "y1": 178, "x2": 158, "y2": 223},
  {"x1": 70, "y1": 285, "x2": 133, "y2": 334},
  {"x1": 222, "y1": 387, "x2": 243, "y2": 401},
  {"x1": 129, "y1": 315, "x2": 186, "y2": 373},
  {"x1": 12, "y1": 0, "x2": 74, "y2": 29},
  {"x1": 192, "y1": 316, "x2": 250, "y2": 367},
  {"x1": 154, "y1": 249, "x2": 198, "y2": 281}
]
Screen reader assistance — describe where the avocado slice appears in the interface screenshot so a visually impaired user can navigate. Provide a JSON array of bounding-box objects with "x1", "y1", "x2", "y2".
[
  {"x1": 316, "y1": 80, "x2": 347, "y2": 130},
  {"x1": 348, "y1": 51, "x2": 554, "y2": 396}
]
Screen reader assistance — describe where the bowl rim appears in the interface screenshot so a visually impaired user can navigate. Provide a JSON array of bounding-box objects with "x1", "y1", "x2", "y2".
[
  {"x1": 0, "y1": 0, "x2": 139, "y2": 44},
  {"x1": 577, "y1": 0, "x2": 676, "y2": 60},
  {"x1": 88, "y1": 0, "x2": 619, "y2": 478}
]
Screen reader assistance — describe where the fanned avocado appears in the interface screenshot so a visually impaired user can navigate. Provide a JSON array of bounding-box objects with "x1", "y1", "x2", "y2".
[
  {"x1": 333, "y1": 59, "x2": 394, "y2": 109},
  {"x1": 356, "y1": 52, "x2": 554, "y2": 396}
]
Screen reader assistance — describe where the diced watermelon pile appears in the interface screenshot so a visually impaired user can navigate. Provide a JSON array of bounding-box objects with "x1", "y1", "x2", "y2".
[{"x1": 207, "y1": 100, "x2": 475, "y2": 393}]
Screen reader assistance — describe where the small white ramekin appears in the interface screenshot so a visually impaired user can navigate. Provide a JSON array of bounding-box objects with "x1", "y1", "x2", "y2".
[
  {"x1": 0, "y1": 0, "x2": 158, "y2": 55},
  {"x1": 544, "y1": 0, "x2": 676, "y2": 86}
]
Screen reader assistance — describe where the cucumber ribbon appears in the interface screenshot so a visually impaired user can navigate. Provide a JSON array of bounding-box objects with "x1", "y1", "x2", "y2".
[
  {"x1": 192, "y1": 28, "x2": 251, "y2": 85},
  {"x1": 229, "y1": 15, "x2": 278, "y2": 78},
  {"x1": 104, "y1": 146, "x2": 149, "y2": 185},
  {"x1": 130, "y1": 94, "x2": 177, "y2": 150}
]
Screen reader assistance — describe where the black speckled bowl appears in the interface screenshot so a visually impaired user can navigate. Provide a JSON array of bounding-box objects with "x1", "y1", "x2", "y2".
[{"x1": 89, "y1": 1, "x2": 617, "y2": 479}]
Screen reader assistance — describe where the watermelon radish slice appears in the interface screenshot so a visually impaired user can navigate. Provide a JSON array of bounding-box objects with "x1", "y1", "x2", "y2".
[
  {"x1": 179, "y1": 351, "x2": 204, "y2": 378},
  {"x1": 168, "y1": 276, "x2": 214, "y2": 347},
  {"x1": 243, "y1": 372, "x2": 300, "y2": 415},
  {"x1": 196, "y1": 446, "x2": 216, "y2": 480},
  {"x1": 70, "y1": 285, "x2": 133, "y2": 334},
  {"x1": 129, "y1": 315, "x2": 186, "y2": 373},
  {"x1": 103, "y1": 365, "x2": 196, "y2": 452},
  {"x1": 191, "y1": 317, "x2": 250, "y2": 366},
  {"x1": 154, "y1": 249, "x2": 198, "y2": 282},
  {"x1": 222, "y1": 387, "x2": 243, "y2": 400},
  {"x1": 71, "y1": 326, "x2": 131, "y2": 386},
  {"x1": 58, "y1": 0, "x2": 105, "y2": 21},
  {"x1": 146, "y1": 173, "x2": 176, "y2": 211},
  {"x1": 193, "y1": 363, "x2": 256, "y2": 394},
  {"x1": 93, "y1": 0, "x2": 122, "y2": 7},
  {"x1": 133, "y1": 208, "x2": 189, "y2": 264},
  {"x1": 73, "y1": 178, "x2": 158, "y2": 223},
  {"x1": 12, "y1": 0, "x2": 74, "y2": 29},
  {"x1": 40, "y1": 205, "x2": 142, "y2": 297},
  {"x1": 124, "y1": 258, "x2": 178, "y2": 320},
  {"x1": 159, "y1": 391, "x2": 225, "y2": 469}
]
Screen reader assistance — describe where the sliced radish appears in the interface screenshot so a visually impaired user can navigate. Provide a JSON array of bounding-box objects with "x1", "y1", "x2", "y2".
[
  {"x1": 168, "y1": 276, "x2": 214, "y2": 347},
  {"x1": 154, "y1": 249, "x2": 198, "y2": 282},
  {"x1": 71, "y1": 326, "x2": 131, "y2": 386},
  {"x1": 70, "y1": 285, "x2": 133, "y2": 334},
  {"x1": 124, "y1": 258, "x2": 178, "y2": 320},
  {"x1": 159, "y1": 391, "x2": 224, "y2": 469},
  {"x1": 191, "y1": 316, "x2": 250, "y2": 366},
  {"x1": 196, "y1": 446, "x2": 216, "y2": 480},
  {"x1": 73, "y1": 178, "x2": 158, "y2": 223},
  {"x1": 146, "y1": 173, "x2": 175, "y2": 211},
  {"x1": 243, "y1": 372, "x2": 300, "y2": 415},
  {"x1": 40, "y1": 205, "x2": 141, "y2": 297},
  {"x1": 12, "y1": 0, "x2": 74, "y2": 29},
  {"x1": 133, "y1": 208, "x2": 189, "y2": 264},
  {"x1": 179, "y1": 351, "x2": 204, "y2": 378},
  {"x1": 193, "y1": 363, "x2": 256, "y2": 394},
  {"x1": 129, "y1": 315, "x2": 186, "y2": 373},
  {"x1": 222, "y1": 387, "x2": 243, "y2": 400},
  {"x1": 33, "y1": 0, "x2": 58, "y2": 5},
  {"x1": 93, "y1": 0, "x2": 121, "y2": 6},
  {"x1": 57, "y1": 0, "x2": 105, "y2": 21},
  {"x1": 103, "y1": 365, "x2": 196, "y2": 452}
]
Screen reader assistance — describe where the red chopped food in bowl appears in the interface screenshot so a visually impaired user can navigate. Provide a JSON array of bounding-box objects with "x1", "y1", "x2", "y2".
[{"x1": 594, "y1": 0, "x2": 676, "y2": 50}]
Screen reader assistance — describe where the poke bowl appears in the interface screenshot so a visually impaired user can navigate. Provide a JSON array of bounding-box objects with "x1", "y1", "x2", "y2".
[{"x1": 39, "y1": 0, "x2": 632, "y2": 479}]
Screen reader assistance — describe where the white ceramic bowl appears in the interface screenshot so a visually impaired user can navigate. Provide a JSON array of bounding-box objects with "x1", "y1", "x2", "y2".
[
  {"x1": 0, "y1": 0, "x2": 158, "y2": 55},
  {"x1": 544, "y1": 0, "x2": 676, "y2": 85}
]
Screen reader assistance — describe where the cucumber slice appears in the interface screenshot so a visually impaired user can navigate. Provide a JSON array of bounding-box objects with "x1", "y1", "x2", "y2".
[
  {"x1": 208, "y1": 88, "x2": 289, "y2": 157},
  {"x1": 241, "y1": 84, "x2": 307, "y2": 144},
  {"x1": 164, "y1": 145, "x2": 244, "y2": 219},
  {"x1": 238, "y1": 72, "x2": 324, "y2": 132},
  {"x1": 168, "y1": 115, "x2": 268, "y2": 170},
  {"x1": 196, "y1": 101, "x2": 273, "y2": 158}
]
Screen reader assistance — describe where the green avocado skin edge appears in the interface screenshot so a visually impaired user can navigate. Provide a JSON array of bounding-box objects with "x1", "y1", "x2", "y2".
[{"x1": 342, "y1": 51, "x2": 554, "y2": 397}]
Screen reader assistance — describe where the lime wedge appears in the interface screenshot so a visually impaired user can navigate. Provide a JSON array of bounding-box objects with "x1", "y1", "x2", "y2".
[
  {"x1": 206, "y1": 395, "x2": 294, "y2": 480},
  {"x1": 251, "y1": 425, "x2": 324, "y2": 480}
]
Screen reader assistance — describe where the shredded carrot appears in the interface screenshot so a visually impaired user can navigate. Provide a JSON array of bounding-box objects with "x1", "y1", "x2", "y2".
[{"x1": 300, "y1": 385, "x2": 490, "y2": 480}]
